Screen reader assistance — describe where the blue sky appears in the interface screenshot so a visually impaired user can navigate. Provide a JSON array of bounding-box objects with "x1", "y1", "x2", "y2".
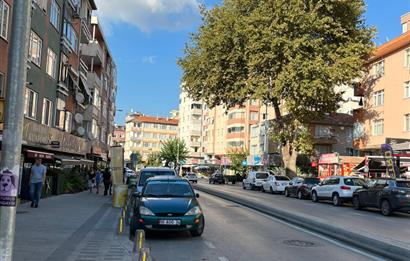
[{"x1": 94, "y1": 0, "x2": 410, "y2": 124}]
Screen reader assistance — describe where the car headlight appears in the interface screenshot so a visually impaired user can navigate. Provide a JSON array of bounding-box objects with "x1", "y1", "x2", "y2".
[
  {"x1": 139, "y1": 206, "x2": 155, "y2": 216},
  {"x1": 185, "y1": 206, "x2": 202, "y2": 216}
]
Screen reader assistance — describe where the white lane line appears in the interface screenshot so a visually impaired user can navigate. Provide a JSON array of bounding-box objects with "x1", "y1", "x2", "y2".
[
  {"x1": 204, "y1": 240, "x2": 216, "y2": 249},
  {"x1": 218, "y1": 257, "x2": 230, "y2": 261}
]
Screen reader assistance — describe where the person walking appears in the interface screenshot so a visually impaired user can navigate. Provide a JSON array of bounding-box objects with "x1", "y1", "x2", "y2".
[
  {"x1": 95, "y1": 169, "x2": 102, "y2": 194},
  {"x1": 29, "y1": 158, "x2": 47, "y2": 208},
  {"x1": 103, "y1": 167, "x2": 112, "y2": 196},
  {"x1": 87, "y1": 168, "x2": 96, "y2": 193}
]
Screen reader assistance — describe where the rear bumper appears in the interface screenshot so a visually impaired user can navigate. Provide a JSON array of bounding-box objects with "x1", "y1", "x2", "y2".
[
  {"x1": 389, "y1": 196, "x2": 410, "y2": 211},
  {"x1": 139, "y1": 215, "x2": 202, "y2": 231}
]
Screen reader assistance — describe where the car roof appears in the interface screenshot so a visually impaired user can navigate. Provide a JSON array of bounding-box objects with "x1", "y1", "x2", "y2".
[
  {"x1": 146, "y1": 176, "x2": 186, "y2": 182},
  {"x1": 141, "y1": 167, "x2": 174, "y2": 172}
]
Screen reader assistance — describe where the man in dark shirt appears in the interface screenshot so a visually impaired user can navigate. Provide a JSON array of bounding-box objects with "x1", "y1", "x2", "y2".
[{"x1": 103, "y1": 168, "x2": 112, "y2": 196}]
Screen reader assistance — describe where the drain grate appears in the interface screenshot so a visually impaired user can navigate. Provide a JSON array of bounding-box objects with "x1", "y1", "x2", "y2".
[{"x1": 283, "y1": 240, "x2": 316, "y2": 247}]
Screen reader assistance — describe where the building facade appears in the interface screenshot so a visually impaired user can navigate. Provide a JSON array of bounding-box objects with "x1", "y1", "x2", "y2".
[
  {"x1": 124, "y1": 113, "x2": 178, "y2": 161},
  {"x1": 112, "y1": 125, "x2": 125, "y2": 147}
]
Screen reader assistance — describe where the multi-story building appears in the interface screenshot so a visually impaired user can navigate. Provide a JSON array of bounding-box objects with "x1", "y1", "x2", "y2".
[
  {"x1": 124, "y1": 113, "x2": 178, "y2": 162},
  {"x1": 355, "y1": 13, "x2": 410, "y2": 154},
  {"x1": 178, "y1": 89, "x2": 205, "y2": 164},
  {"x1": 0, "y1": 0, "x2": 11, "y2": 126},
  {"x1": 112, "y1": 125, "x2": 125, "y2": 147}
]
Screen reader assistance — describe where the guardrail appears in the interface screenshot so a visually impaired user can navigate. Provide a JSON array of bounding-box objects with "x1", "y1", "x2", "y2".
[{"x1": 193, "y1": 184, "x2": 410, "y2": 261}]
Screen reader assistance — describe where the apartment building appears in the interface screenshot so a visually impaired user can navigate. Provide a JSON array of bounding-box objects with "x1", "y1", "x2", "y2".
[
  {"x1": 178, "y1": 89, "x2": 205, "y2": 164},
  {"x1": 355, "y1": 13, "x2": 410, "y2": 154},
  {"x1": 0, "y1": 0, "x2": 11, "y2": 125},
  {"x1": 125, "y1": 113, "x2": 178, "y2": 161},
  {"x1": 111, "y1": 125, "x2": 125, "y2": 147}
]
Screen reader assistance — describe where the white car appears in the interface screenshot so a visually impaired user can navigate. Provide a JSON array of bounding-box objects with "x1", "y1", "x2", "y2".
[
  {"x1": 262, "y1": 175, "x2": 290, "y2": 194},
  {"x1": 185, "y1": 172, "x2": 198, "y2": 183},
  {"x1": 243, "y1": 171, "x2": 269, "y2": 190},
  {"x1": 311, "y1": 176, "x2": 366, "y2": 206}
]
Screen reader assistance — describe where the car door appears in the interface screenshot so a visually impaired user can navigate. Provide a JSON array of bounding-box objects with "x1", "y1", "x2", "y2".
[
  {"x1": 264, "y1": 176, "x2": 272, "y2": 190},
  {"x1": 368, "y1": 180, "x2": 387, "y2": 207},
  {"x1": 288, "y1": 178, "x2": 298, "y2": 195},
  {"x1": 316, "y1": 178, "x2": 329, "y2": 197},
  {"x1": 323, "y1": 177, "x2": 338, "y2": 198}
]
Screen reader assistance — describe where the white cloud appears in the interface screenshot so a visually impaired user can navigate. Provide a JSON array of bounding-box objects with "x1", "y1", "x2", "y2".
[
  {"x1": 94, "y1": 0, "x2": 201, "y2": 32},
  {"x1": 142, "y1": 56, "x2": 157, "y2": 64}
]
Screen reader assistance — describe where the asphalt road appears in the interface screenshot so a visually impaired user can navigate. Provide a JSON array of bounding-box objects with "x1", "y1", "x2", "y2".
[
  {"x1": 194, "y1": 180, "x2": 410, "y2": 250},
  {"x1": 145, "y1": 191, "x2": 385, "y2": 261}
]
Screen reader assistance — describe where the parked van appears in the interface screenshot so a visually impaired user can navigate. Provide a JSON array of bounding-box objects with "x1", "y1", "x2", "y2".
[{"x1": 243, "y1": 171, "x2": 269, "y2": 190}]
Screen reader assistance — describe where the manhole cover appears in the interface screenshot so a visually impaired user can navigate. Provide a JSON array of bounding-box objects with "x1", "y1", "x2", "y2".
[
  {"x1": 283, "y1": 240, "x2": 316, "y2": 247},
  {"x1": 17, "y1": 211, "x2": 29, "y2": 214},
  {"x1": 225, "y1": 204, "x2": 240, "y2": 208}
]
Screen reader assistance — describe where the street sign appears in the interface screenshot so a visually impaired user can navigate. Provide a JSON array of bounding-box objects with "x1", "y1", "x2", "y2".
[{"x1": 50, "y1": 141, "x2": 60, "y2": 148}]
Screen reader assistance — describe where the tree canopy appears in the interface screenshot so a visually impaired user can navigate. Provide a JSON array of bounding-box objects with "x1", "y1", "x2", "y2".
[
  {"x1": 159, "y1": 138, "x2": 189, "y2": 167},
  {"x1": 227, "y1": 147, "x2": 248, "y2": 174}
]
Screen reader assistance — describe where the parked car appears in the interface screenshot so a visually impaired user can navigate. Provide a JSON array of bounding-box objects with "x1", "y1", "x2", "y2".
[
  {"x1": 209, "y1": 172, "x2": 225, "y2": 184},
  {"x1": 285, "y1": 177, "x2": 321, "y2": 199},
  {"x1": 311, "y1": 176, "x2": 365, "y2": 206},
  {"x1": 136, "y1": 167, "x2": 177, "y2": 193},
  {"x1": 262, "y1": 175, "x2": 290, "y2": 194},
  {"x1": 243, "y1": 171, "x2": 269, "y2": 190},
  {"x1": 352, "y1": 178, "x2": 410, "y2": 216},
  {"x1": 185, "y1": 172, "x2": 198, "y2": 183},
  {"x1": 129, "y1": 176, "x2": 204, "y2": 237}
]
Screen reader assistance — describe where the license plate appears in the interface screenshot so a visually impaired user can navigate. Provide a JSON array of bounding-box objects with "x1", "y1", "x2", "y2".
[{"x1": 158, "y1": 220, "x2": 181, "y2": 225}]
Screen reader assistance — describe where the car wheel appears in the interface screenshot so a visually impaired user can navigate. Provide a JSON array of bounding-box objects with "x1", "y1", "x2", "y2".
[
  {"x1": 190, "y1": 216, "x2": 205, "y2": 237},
  {"x1": 251, "y1": 184, "x2": 255, "y2": 190},
  {"x1": 242, "y1": 183, "x2": 246, "y2": 190},
  {"x1": 311, "y1": 191, "x2": 318, "y2": 202},
  {"x1": 381, "y1": 200, "x2": 393, "y2": 216},
  {"x1": 332, "y1": 193, "x2": 342, "y2": 206},
  {"x1": 297, "y1": 190, "x2": 303, "y2": 200},
  {"x1": 352, "y1": 196, "x2": 361, "y2": 210},
  {"x1": 284, "y1": 188, "x2": 289, "y2": 197},
  {"x1": 233, "y1": 181, "x2": 236, "y2": 184}
]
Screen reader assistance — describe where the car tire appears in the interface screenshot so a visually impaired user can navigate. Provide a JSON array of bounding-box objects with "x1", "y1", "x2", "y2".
[
  {"x1": 251, "y1": 184, "x2": 255, "y2": 190},
  {"x1": 311, "y1": 191, "x2": 318, "y2": 202},
  {"x1": 381, "y1": 200, "x2": 393, "y2": 216},
  {"x1": 297, "y1": 190, "x2": 303, "y2": 200},
  {"x1": 190, "y1": 216, "x2": 205, "y2": 237},
  {"x1": 233, "y1": 181, "x2": 236, "y2": 184},
  {"x1": 284, "y1": 188, "x2": 289, "y2": 197},
  {"x1": 352, "y1": 195, "x2": 361, "y2": 210},
  {"x1": 332, "y1": 193, "x2": 342, "y2": 206},
  {"x1": 242, "y1": 183, "x2": 246, "y2": 190}
]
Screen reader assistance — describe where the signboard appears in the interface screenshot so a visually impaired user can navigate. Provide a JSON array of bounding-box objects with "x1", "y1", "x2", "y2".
[
  {"x1": 110, "y1": 147, "x2": 124, "y2": 185},
  {"x1": 50, "y1": 141, "x2": 60, "y2": 148},
  {"x1": 318, "y1": 153, "x2": 339, "y2": 165},
  {"x1": 26, "y1": 150, "x2": 54, "y2": 160},
  {"x1": 0, "y1": 169, "x2": 18, "y2": 207},
  {"x1": 381, "y1": 144, "x2": 399, "y2": 178}
]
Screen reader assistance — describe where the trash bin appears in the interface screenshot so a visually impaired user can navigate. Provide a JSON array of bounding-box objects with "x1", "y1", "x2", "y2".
[{"x1": 112, "y1": 184, "x2": 128, "y2": 208}]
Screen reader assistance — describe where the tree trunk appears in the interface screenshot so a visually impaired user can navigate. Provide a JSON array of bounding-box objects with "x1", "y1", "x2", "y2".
[{"x1": 282, "y1": 143, "x2": 297, "y2": 178}]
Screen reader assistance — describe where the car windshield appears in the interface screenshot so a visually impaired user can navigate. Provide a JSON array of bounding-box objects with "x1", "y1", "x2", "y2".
[
  {"x1": 344, "y1": 178, "x2": 366, "y2": 186},
  {"x1": 304, "y1": 178, "x2": 320, "y2": 184},
  {"x1": 256, "y1": 173, "x2": 269, "y2": 179},
  {"x1": 143, "y1": 181, "x2": 194, "y2": 197},
  {"x1": 396, "y1": 181, "x2": 410, "y2": 188},
  {"x1": 138, "y1": 171, "x2": 175, "y2": 186},
  {"x1": 275, "y1": 176, "x2": 290, "y2": 181}
]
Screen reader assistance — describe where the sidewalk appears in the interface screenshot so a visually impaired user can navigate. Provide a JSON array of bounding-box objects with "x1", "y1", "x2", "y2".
[{"x1": 13, "y1": 192, "x2": 134, "y2": 261}]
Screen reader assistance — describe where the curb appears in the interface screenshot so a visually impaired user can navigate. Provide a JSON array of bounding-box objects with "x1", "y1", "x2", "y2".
[{"x1": 194, "y1": 184, "x2": 410, "y2": 261}]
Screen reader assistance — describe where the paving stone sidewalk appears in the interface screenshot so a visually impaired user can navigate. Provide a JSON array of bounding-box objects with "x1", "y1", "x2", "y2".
[{"x1": 13, "y1": 192, "x2": 133, "y2": 261}]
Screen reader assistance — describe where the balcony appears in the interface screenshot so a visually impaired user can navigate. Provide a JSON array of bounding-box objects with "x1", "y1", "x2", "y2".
[
  {"x1": 190, "y1": 141, "x2": 201, "y2": 147},
  {"x1": 81, "y1": 19, "x2": 92, "y2": 43},
  {"x1": 191, "y1": 108, "x2": 202, "y2": 115},
  {"x1": 87, "y1": 72, "x2": 102, "y2": 88},
  {"x1": 190, "y1": 130, "x2": 201, "y2": 136},
  {"x1": 84, "y1": 104, "x2": 100, "y2": 121},
  {"x1": 79, "y1": 60, "x2": 88, "y2": 80},
  {"x1": 81, "y1": 41, "x2": 105, "y2": 67}
]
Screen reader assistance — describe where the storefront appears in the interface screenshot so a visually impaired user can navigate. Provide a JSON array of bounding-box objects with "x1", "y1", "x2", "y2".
[{"x1": 317, "y1": 153, "x2": 364, "y2": 179}]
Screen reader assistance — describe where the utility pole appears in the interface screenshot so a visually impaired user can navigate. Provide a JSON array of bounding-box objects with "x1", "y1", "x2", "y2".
[
  {"x1": 264, "y1": 77, "x2": 272, "y2": 171},
  {"x1": 0, "y1": 1, "x2": 32, "y2": 260}
]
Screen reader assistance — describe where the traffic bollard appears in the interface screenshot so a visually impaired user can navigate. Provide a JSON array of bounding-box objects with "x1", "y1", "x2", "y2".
[
  {"x1": 138, "y1": 247, "x2": 150, "y2": 261},
  {"x1": 133, "y1": 229, "x2": 145, "y2": 253}
]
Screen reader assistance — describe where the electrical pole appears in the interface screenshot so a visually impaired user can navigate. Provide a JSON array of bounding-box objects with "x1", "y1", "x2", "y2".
[
  {"x1": 0, "y1": 1, "x2": 32, "y2": 260},
  {"x1": 264, "y1": 77, "x2": 272, "y2": 171}
]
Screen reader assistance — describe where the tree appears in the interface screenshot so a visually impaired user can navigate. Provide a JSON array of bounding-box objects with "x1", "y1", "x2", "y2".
[
  {"x1": 146, "y1": 152, "x2": 162, "y2": 167},
  {"x1": 179, "y1": 0, "x2": 374, "y2": 176},
  {"x1": 227, "y1": 147, "x2": 248, "y2": 174},
  {"x1": 159, "y1": 138, "x2": 189, "y2": 168}
]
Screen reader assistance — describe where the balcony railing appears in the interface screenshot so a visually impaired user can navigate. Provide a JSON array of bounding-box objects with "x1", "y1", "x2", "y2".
[{"x1": 87, "y1": 72, "x2": 102, "y2": 88}]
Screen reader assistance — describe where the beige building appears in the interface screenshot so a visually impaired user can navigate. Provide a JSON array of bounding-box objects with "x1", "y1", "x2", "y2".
[
  {"x1": 355, "y1": 13, "x2": 410, "y2": 153},
  {"x1": 124, "y1": 113, "x2": 178, "y2": 161}
]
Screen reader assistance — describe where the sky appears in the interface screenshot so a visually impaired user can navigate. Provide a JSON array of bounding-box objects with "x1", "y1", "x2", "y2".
[{"x1": 93, "y1": 0, "x2": 410, "y2": 124}]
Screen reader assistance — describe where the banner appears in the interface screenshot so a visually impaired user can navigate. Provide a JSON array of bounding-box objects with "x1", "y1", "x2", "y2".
[
  {"x1": 381, "y1": 144, "x2": 399, "y2": 178},
  {"x1": 110, "y1": 147, "x2": 124, "y2": 185}
]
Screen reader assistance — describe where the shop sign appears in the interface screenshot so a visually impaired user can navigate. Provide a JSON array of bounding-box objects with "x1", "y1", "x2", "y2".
[
  {"x1": 26, "y1": 150, "x2": 54, "y2": 160},
  {"x1": 318, "y1": 153, "x2": 339, "y2": 164}
]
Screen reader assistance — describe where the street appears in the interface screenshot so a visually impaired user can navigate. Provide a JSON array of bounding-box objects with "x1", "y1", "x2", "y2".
[{"x1": 146, "y1": 191, "x2": 384, "y2": 261}]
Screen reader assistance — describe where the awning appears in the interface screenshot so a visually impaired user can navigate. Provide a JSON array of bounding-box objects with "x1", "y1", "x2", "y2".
[
  {"x1": 26, "y1": 150, "x2": 54, "y2": 160},
  {"x1": 55, "y1": 155, "x2": 94, "y2": 166},
  {"x1": 79, "y1": 77, "x2": 92, "y2": 97}
]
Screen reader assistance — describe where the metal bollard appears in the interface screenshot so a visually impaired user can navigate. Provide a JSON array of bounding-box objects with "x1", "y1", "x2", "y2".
[
  {"x1": 118, "y1": 216, "x2": 124, "y2": 234},
  {"x1": 133, "y1": 229, "x2": 146, "y2": 253},
  {"x1": 138, "y1": 247, "x2": 150, "y2": 261}
]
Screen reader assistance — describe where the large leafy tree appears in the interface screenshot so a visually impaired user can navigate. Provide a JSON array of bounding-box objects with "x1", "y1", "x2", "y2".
[
  {"x1": 227, "y1": 147, "x2": 248, "y2": 174},
  {"x1": 178, "y1": 0, "x2": 374, "y2": 175},
  {"x1": 146, "y1": 152, "x2": 162, "y2": 167},
  {"x1": 159, "y1": 138, "x2": 189, "y2": 168}
]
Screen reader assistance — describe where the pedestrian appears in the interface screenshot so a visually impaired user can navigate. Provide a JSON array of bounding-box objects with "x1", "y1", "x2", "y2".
[
  {"x1": 95, "y1": 169, "x2": 102, "y2": 194},
  {"x1": 87, "y1": 168, "x2": 96, "y2": 193},
  {"x1": 29, "y1": 158, "x2": 47, "y2": 208},
  {"x1": 103, "y1": 167, "x2": 112, "y2": 196}
]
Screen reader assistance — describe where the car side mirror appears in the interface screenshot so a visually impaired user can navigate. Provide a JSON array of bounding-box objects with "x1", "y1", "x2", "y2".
[
  {"x1": 133, "y1": 191, "x2": 141, "y2": 198},
  {"x1": 196, "y1": 193, "x2": 200, "y2": 198},
  {"x1": 318, "y1": 182, "x2": 323, "y2": 186}
]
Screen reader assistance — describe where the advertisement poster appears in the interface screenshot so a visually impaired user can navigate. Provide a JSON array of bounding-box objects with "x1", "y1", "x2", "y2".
[
  {"x1": 110, "y1": 147, "x2": 124, "y2": 185},
  {"x1": 0, "y1": 169, "x2": 18, "y2": 207}
]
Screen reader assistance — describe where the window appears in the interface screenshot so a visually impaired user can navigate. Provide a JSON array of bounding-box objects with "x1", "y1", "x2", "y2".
[
  {"x1": 373, "y1": 90, "x2": 384, "y2": 106},
  {"x1": 0, "y1": 0, "x2": 10, "y2": 39},
  {"x1": 405, "y1": 81, "x2": 410, "y2": 98},
  {"x1": 63, "y1": 19, "x2": 78, "y2": 51},
  {"x1": 373, "y1": 119, "x2": 384, "y2": 136},
  {"x1": 250, "y1": 112, "x2": 258, "y2": 121},
  {"x1": 34, "y1": 0, "x2": 47, "y2": 11},
  {"x1": 41, "y1": 99, "x2": 53, "y2": 126},
  {"x1": 46, "y1": 48, "x2": 57, "y2": 78},
  {"x1": 55, "y1": 98, "x2": 66, "y2": 129},
  {"x1": 101, "y1": 127, "x2": 106, "y2": 143},
  {"x1": 0, "y1": 72, "x2": 4, "y2": 98},
  {"x1": 59, "y1": 53, "x2": 68, "y2": 82},
  {"x1": 406, "y1": 114, "x2": 410, "y2": 132},
  {"x1": 227, "y1": 141, "x2": 244, "y2": 147},
  {"x1": 315, "y1": 125, "x2": 333, "y2": 138},
  {"x1": 24, "y1": 89, "x2": 38, "y2": 119},
  {"x1": 228, "y1": 126, "x2": 244, "y2": 133},
  {"x1": 102, "y1": 101, "x2": 107, "y2": 118},
  {"x1": 228, "y1": 111, "x2": 244, "y2": 120},
  {"x1": 65, "y1": 111, "x2": 72, "y2": 132},
  {"x1": 29, "y1": 31, "x2": 42, "y2": 66},
  {"x1": 93, "y1": 88, "x2": 101, "y2": 109},
  {"x1": 91, "y1": 119, "x2": 99, "y2": 139},
  {"x1": 191, "y1": 103, "x2": 202, "y2": 110},
  {"x1": 50, "y1": 0, "x2": 60, "y2": 30},
  {"x1": 374, "y1": 60, "x2": 384, "y2": 77}
]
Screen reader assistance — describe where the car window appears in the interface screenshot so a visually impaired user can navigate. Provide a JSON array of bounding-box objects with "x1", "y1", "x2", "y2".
[
  {"x1": 321, "y1": 178, "x2": 330, "y2": 185},
  {"x1": 304, "y1": 178, "x2": 320, "y2": 185},
  {"x1": 344, "y1": 178, "x2": 365, "y2": 186},
  {"x1": 138, "y1": 170, "x2": 175, "y2": 186},
  {"x1": 256, "y1": 173, "x2": 269, "y2": 179},
  {"x1": 143, "y1": 181, "x2": 194, "y2": 197},
  {"x1": 396, "y1": 181, "x2": 410, "y2": 188},
  {"x1": 275, "y1": 176, "x2": 290, "y2": 181},
  {"x1": 329, "y1": 178, "x2": 340, "y2": 185}
]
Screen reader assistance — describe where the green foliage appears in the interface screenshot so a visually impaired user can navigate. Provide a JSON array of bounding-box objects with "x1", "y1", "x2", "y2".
[
  {"x1": 178, "y1": 0, "x2": 375, "y2": 152},
  {"x1": 159, "y1": 138, "x2": 189, "y2": 166},
  {"x1": 146, "y1": 152, "x2": 162, "y2": 167},
  {"x1": 63, "y1": 167, "x2": 87, "y2": 193},
  {"x1": 227, "y1": 147, "x2": 248, "y2": 173}
]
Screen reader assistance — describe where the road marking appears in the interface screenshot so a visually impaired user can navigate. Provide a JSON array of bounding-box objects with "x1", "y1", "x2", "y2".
[
  {"x1": 204, "y1": 240, "x2": 216, "y2": 249},
  {"x1": 218, "y1": 256, "x2": 230, "y2": 261}
]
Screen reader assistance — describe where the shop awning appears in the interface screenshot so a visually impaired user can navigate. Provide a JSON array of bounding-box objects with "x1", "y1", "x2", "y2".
[
  {"x1": 55, "y1": 156, "x2": 94, "y2": 166},
  {"x1": 26, "y1": 150, "x2": 54, "y2": 160}
]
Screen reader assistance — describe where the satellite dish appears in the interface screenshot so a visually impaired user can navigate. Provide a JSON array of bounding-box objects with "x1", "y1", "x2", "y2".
[
  {"x1": 74, "y1": 113, "x2": 84, "y2": 123},
  {"x1": 77, "y1": 127, "x2": 85, "y2": 136},
  {"x1": 76, "y1": 93, "x2": 85, "y2": 104}
]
